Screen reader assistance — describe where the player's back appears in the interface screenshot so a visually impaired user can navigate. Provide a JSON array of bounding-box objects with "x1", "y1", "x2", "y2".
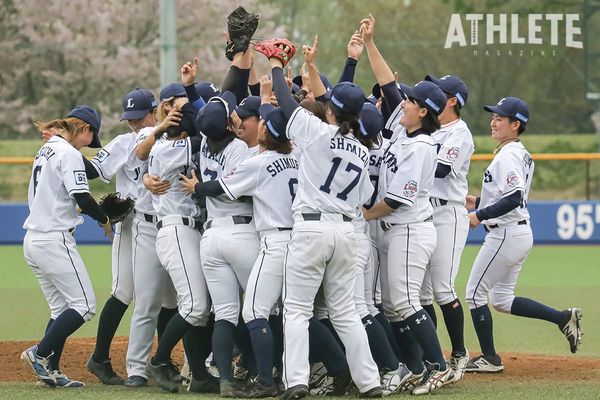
[
  {"x1": 24, "y1": 136, "x2": 88, "y2": 232},
  {"x1": 148, "y1": 137, "x2": 198, "y2": 219},
  {"x1": 287, "y1": 108, "x2": 373, "y2": 218}
]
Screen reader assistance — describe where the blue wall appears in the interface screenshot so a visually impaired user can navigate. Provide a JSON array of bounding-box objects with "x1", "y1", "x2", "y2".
[{"x1": 1, "y1": 201, "x2": 599, "y2": 245}]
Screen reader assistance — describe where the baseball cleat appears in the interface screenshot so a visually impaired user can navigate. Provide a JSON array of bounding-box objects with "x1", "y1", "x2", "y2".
[
  {"x1": 123, "y1": 375, "x2": 148, "y2": 388},
  {"x1": 187, "y1": 376, "x2": 220, "y2": 393},
  {"x1": 559, "y1": 308, "x2": 583, "y2": 354},
  {"x1": 448, "y1": 349, "x2": 470, "y2": 383},
  {"x1": 464, "y1": 354, "x2": 504, "y2": 373},
  {"x1": 411, "y1": 364, "x2": 452, "y2": 395},
  {"x1": 398, "y1": 370, "x2": 424, "y2": 393},
  {"x1": 279, "y1": 384, "x2": 309, "y2": 400},
  {"x1": 308, "y1": 362, "x2": 327, "y2": 389},
  {"x1": 380, "y1": 364, "x2": 412, "y2": 396},
  {"x1": 21, "y1": 346, "x2": 56, "y2": 387},
  {"x1": 359, "y1": 385, "x2": 383, "y2": 398},
  {"x1": 52, "y1": 370, "x2": 85, "y2": 387},
  {"x1": 86, "y1": 355, "x2": 125, "y2": 385},
  {"x1": 309, "y1": 370, "x2": 352, "y2": 396},
  {"x1": 220, "y1": 380, "x2": 246, "y2": 398},
  {"x1": 147, "y1": 361, "x2": 179, "y2": 393},
  {"x1": 165, "y1": 358, "x2": 184, "y2": 383},
  {"x1": 242, "y1": 379, "x2": 281, "y2": 398}
]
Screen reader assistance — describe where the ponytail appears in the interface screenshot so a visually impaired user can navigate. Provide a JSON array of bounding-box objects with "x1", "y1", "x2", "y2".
[
  {"x1": 33, "y1": 118, "x2": 76, "y2": 136},
  {"x1": 328, "y1": 103, "x2": 374, "y2": 150}
]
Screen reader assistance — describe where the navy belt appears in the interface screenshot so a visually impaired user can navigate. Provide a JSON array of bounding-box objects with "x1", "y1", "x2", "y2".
[
  {"x1": 380, "y1": 215, "x2": 433, "y2": 232},
  {"x1": 156, "y1": 217, "x2": 202, "y2": 232},
  {"x1": 205, "y1": 215, "x2": 253, "y2": 229},
  {"x1": 302, "y1": 212, "x2": 352, "y2": 222},
  {"x1": 429, "y1": 198, "x2": 448, "y2": 207},
  {"x1": 485, "y1": 219, "x2": 527, "y2": 232},
  {"x1": 278, "y1": 227, "x2": 292, "y2": 231}
]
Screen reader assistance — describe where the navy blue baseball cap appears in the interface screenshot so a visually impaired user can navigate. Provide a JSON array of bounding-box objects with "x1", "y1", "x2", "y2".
[
  {"x1": 159, "y1": 82, "x2": 186, "y2": 102},
  {"x1": 67, "y1": 105, "x2": 102, "y2": 148},
  {"x1": 425, "y1": 75, "x2": 468, "y2": 108},
  {"x1": 235, "y1": 96, "x2": 261, "y2": 119},
  {"x1": 359, "y1": 103, "x2": 384, "y2": 140},
  {"x1": 120, "y1": 88, "x2": 157, "y2": 121},
  {"x1": 292, "y1": 73, "x2": 333, "y2": 92},
  {"x1": 258, "y1": 104, "x2": 288, "y2": 143},
  {"x1": 326, "y1": 82, "x2": 366, "y2": 115},
  {"x1": 194, "y1": 81, "x2": 221, "y2": 102},
  {"x1": 483, "y1": 97, "x2": 529, "y2": 125},
  {"x1": 399, "y1": 81, "x2": 447, "y2": 116},
  {"x1": 196, "y1": 91, "x2": 237, "y2": 140}
]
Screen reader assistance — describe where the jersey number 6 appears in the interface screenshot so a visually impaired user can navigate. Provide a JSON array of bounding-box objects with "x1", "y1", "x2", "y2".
[{"x1": 319, "y1": 157, "x2": 362, "y2": 201}]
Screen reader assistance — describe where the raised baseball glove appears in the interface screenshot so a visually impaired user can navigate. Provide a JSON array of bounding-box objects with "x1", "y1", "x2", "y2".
[
  {"x1": 226, "y1": 6, "x2": 259, "y2": 61},
  {"x1": 99, "y1": 192, "x2": 135, "y2": 224},
  {"x1": 254, "y1": 38, "x2": 296, "y2": 67}
]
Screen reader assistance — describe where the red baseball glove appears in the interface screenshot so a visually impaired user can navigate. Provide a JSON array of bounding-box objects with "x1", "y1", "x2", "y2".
[{"x1": 254, "y1": 38, "x2": 296, "y2": 66}]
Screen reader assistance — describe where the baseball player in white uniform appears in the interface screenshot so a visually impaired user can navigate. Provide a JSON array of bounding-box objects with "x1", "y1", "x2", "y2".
[
  {"x1": 363, "y1": 79, "x2": 452, "y2": 395},
  {"x1": 22, "y1": 105, "x2": 110, "y2": 388},
  {"x1": 144, "y1": 103, "x2": 213, "y2": 394},
  {"x1": 235, "y1": 95, "x2": 262, "y2": 156},
  {"x1": 85, "y1": 88, "x2": 162, "y2": 386},
  {"x1": 464, "y1": 97, "x2": 583, "y2": 372},
  {"x1": 418, "y1": 75, "x2": 474, "y2": 383},
  {"x1": 263, "y1": 36, "x2": 382, "y2": 400},
  {"x1": 193, "y1": 92, "x2": 260, "y2": 396}
]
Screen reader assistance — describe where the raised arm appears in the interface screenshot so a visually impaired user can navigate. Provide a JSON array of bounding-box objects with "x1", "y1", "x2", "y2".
[
  {"x1": 181, "y1": 57, "x2": 206, "y2": 110},
  {"x1": 338, "y1": 31, "x2": 363, "y2": 83},
  {"x1": 303, "y1": 35, "x2": 327, "y2": 99}
]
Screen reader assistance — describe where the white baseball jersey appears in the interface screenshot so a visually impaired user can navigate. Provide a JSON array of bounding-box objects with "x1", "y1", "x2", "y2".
[
  {"x1": 198, "y1": 136, "x2": 252, "y2": 219},
  {"x1": 24, "y1": 136, "x2": 89, "y2": 232},
  {"x1": 91, "y1": 132, "x2": 143, "y2": 199},
  {"x1": 148, "y1": 137, "x2": 199, "y2": 218},
  {"x1": 132, "y1": 127, "x2": 156, "y2": 214},
  {"x1": 219, "y1": 150, "x2": 297, "y2": 232},
  {"x1": 478, "y1": 141, "x2": 534, "y2": 225},
  {"x1": 366, "y1": 137, "x2": 389, "y2": 209},
  {"x1": 430, "y1": 119, "x2": 474, "y2": 204},
  {"x1": 379, "y1": 132, "x2": 436, "y2": 224},
  {"x1": 286, "y1": 107, "x2": 374, "y2": 217},
  {"x1": 249, "y1": 144, "x2": 260, "y2": 156},
  {"x1": 384, "y1": 103, "x2": 407, "y2": 141}
]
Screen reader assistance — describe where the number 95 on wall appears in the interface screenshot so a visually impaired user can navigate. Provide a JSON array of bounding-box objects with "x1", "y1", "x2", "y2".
[{"x1": 555, "y1": 202, "x2": 600, "y2": 242}]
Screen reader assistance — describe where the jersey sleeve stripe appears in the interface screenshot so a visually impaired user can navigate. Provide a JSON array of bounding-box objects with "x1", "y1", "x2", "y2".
[
  {"x1": 285, "y1": 107, "x2": 303, "y2": 139},
  {"x1": 89, "y1": 160, "x2": 111, "y2": 183},
  {"x1": 501, "y1": 186, "x2": 524, "y2": 197},
  {"x1": 219, "y1": 179, "x2": 237, "y2": 200},
  {"x1": 386, "y1": 192, "x2": 415, "y2": 206}
]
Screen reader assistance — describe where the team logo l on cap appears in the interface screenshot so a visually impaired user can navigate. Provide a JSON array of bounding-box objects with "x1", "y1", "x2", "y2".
[
  {"x1": 120, "y1": 88, "x2": 157, "y2": 121},
  {"x1": 483, "y1": 96, "x2": 529, "y2": 125}
]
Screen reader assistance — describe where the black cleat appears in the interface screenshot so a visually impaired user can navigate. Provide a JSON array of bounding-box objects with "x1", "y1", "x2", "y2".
[
  {"x1": 147, "y1": 361, "x2": 179, "y2": 393},
  {"x1": 188, "y1": 375, "x2": 220, "y2": 393},
  {"x1": 359, "y1": 386, "x2": 383, "y2": 398},
  {"x1": 279, "y1": 384, "x2": 309, "y2": 400},
  {"x1": 86, "y1": 356, "x2": 125, "y2": 385},
  {"x1": 123, "y1": 375, "x2": 147, "y2": 387}
]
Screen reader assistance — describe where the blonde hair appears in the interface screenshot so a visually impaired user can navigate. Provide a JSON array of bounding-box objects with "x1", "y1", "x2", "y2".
[
  {"x1": 34, "y1": 117, "x2": 91, "y2": 140},
  {"x1": 156, "y1": 97, "x2": 174, "y2": 123}
]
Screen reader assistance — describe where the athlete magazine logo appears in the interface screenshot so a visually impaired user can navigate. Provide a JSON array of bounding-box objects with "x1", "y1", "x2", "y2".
[{"x1": 444, "y1": 13, "x2": 583, "y2": 57}]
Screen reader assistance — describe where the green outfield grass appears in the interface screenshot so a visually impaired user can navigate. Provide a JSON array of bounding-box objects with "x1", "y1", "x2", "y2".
[{"x1": 0, "y1": 244, "x2": 598, "y2": 399}]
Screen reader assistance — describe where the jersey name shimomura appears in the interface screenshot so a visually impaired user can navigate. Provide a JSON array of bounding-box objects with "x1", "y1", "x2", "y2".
[{"x1": 266, "y1": 157, "x2": 299, "y2": 177}]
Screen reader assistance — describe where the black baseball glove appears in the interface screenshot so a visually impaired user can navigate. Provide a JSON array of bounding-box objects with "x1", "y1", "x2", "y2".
[
  {"x1": 99, "y1": 192, "x2": 135, "y2": 224},
  {"x1": 226, "y1": 6, "x2": 259, "y2": 61}
]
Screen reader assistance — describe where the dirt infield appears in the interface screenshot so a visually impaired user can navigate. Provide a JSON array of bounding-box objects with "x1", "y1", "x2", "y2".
[{"x1": 2, "y1": 337, "x2": 599, "y2": 383}]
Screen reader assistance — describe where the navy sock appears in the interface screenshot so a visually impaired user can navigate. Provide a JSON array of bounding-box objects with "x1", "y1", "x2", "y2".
[
  {"x1": 319, "y1": 318, "x2": 345, "y2": 351},
  {"x1": 390, "y1": 321, "x2": 424, "y2": 374},
  {"x1": 362, "y1": 315, "x2": 398, "y2": 371},
  {"x1": 470, "y1": 305, "x2": 497, "y2": 357},
  {"x1": 153, "y1": 312, "x2": 191, "y2": 364},
  {"x1": 308, "y1": 317, "x2": 348, "y2": 377},
  {"x1": 157, "y1": 307, "x2": 178, "y2": 341},
  {"x1": 422, "y1": 304, "x2": 438, "y2": 328},
  {"x1": 183, "y1": 326, "x2": 210, "y2": 380},
  {"x1": 235, "y1": 318, "x2": 257, "y2": 376},
  {"x1": 213, "y1": 320, "x2": 236, "y2": 382},
  {"x1": 440, "y1": 299, "x2": 466, "y2": 355},
  {"x1": 247, "y1": 318, "x2": 274, "y2": 386},
  {"x1": 405, "y1": 310, "x2": 446, "y2": 368},
  {"x1": 374, "y1": 312, "x2": 403, "y2": 362},
  {"x1": 44, "y1": 319, "x2": 64, "y2": 371},
  {"x1": 38, "y1": 309, "x2": 84, "y2": 358},
  {"x1": 92, "y1": 295, "x2": 128, "y2": 362},
  {"x1": 510, "y1": 297, "x2": 564, "y2": 325},
  {"x1": 269, "y1": 314, "x2": 283, "y2": 370}
]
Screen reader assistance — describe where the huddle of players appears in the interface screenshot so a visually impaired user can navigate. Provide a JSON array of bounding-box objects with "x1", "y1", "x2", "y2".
[{"x1": 21, "y1": 10, "x2": 583, "y2": 399}]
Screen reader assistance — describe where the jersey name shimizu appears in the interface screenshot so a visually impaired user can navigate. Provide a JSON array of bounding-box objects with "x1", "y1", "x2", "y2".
[{"x1": 329, "y1": 137, "x2": 369, "y2": 167}]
